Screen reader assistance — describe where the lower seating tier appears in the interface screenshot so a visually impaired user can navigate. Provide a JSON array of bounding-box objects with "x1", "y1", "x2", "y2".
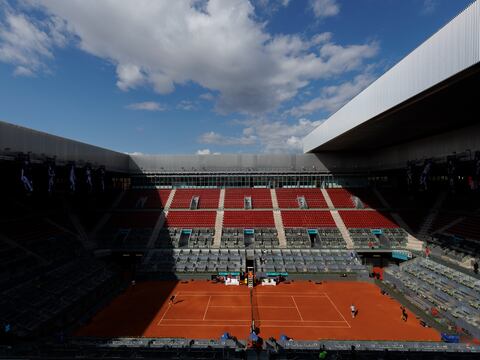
[{"x1": 384, "y1": 257, "x2": 480, "y2": 338}]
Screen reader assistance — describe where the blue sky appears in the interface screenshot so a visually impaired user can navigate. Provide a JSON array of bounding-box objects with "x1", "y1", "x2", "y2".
[{"x1": 0, "y1": 0, "x2": 473, "y2": 154}]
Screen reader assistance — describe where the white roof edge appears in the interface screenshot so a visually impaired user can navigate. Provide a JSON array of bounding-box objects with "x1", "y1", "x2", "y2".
[{"x1": 303, "y1": 0, "x2": 480, "y2": 153}]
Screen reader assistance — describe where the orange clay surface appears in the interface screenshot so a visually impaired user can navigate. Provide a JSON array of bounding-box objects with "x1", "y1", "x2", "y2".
[{"x1": 76, "y1": 280, "x2": 440, "y2": 341}]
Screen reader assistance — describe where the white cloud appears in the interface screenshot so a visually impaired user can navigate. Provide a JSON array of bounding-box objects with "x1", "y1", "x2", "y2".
[
  {"x1": 195, "y1": 148, "x2": 221, "y2": 155},
  {"x1": 256, "y1": 0, "x2": 291, "y2": 9},
  {"x1": 196, "y1": 149, "x2": 212, "y2": 155},
  {"x1": 199, "y1": 117, "x2": 322, "y2": 153},
  {"x1": 242, "y1": 118, "x2": 323, "y2": 152},
  {"x1": 25, "y1": 0, "x2": 378, "y2": 114},
  {"x1": 126, "y1": 101, "x2": 166, "y2": 111},
  {"x1": 199, "y1": 92, "x2": 215, "y2": 101},
  {"x1": 0, "y1": 7, "x2": 67, "y2": 76},
  {"x1": 199, "y1": 130, "x2": 257, "y2": 146},
  {"x1": 125, "y1": 151, "x2": 144, "y2": 156},
  {"x1": 422, "y1": 0, "x2": 437, "y2": 14},
  {"x1": 287, "y1": 72, "x2": 375, "y2": 117},
  {"x1": 310, "y1": 0, "x2": 340, "y2": 18},
  {"x1": 177, "y1": 100, "x2": 198, "y2": 111}
]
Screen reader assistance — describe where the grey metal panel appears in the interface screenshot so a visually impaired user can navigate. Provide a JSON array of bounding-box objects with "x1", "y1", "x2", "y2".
[
  {"x1": 128, "y1": 154, "x2": 329, "y2": 172},
  {"x1": 0, "y1": 120, "x2": 129, "y2": 172},
  {"x1": 304, "y1": 0, "x2": 480, "y2": 153}
]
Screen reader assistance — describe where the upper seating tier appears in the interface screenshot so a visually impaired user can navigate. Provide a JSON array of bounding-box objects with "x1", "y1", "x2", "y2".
[
  {"x1": 165, "y1": 211, "x2": 217, "y2": 228},
  {"x1": 326, "y1": 189, "x2": 355, "y2": 208},
  {"x1": 118, "y1": 190, "x2": 171, "y2": 209},
  {"x1": 339, "y1": 210, "x2": 399, "y2": 228},
  {"x1": 170, "y1": 189, "x2": 220, "y2": 209},
  {"x1": 106, "y1": 212, "x2": 160, "y2": 228},
  {"x1": 223, "y1": 211, "x2": 275, "y2": 227},
  {"x1": 281, "y1": 210, "x2": 336, "y2": 228},
  {"x1": 276, "y1": 188, "x2": 328, "y2": 208},
  {"x1": 224, "y1": 188, "x2": 272, "y2": 209}
]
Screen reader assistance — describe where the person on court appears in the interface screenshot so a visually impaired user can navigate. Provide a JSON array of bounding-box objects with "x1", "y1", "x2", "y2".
[
  {"x1": 169, "y1": 295, "x2": 176, "y2": 306},
  {"x1": 350, "y1": 304, "x2": 357, "y2": 318},
  {"x1": 401, "y1": 306, "x2": 408, "y2": 322}
]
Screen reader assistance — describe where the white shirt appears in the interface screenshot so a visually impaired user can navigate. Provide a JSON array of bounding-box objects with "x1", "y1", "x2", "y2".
[{"x1": 350, "y1": 305, "x2": 356, "y2": 312}]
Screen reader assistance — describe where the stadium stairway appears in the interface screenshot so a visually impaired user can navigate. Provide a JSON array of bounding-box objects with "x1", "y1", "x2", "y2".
[
  {"x1": 213, "y1": 189, "x2": 225, "y2": 247},
  {"x1": 270, "y1": 188, "x2": 279, "y2": 209},
  {"x1": 322, "y1": 189, "x2": 354, "y2": 248},
  {"x1": 147, "y1": 211, "x2": 167, "y2": 248},
  {"x1": 321, "y1": 188, "x2": 335, "y2": 209},
  {"x1": 372, "y1": 188, "x2": 390, "y2": 208},
  {"x1": 270, "y1": 188, "x2": 287, "y2": 247},
  {"x1": 389, "y1": 213, "x2": 424, "y2": 251},
  {"x1": 218, "y1": 188, "x2": 225, "y2": 209},
  {"x1": 273, "y1": 210, "x2": 287, "y2": 247},
  {"x1": 213, "y1": 210, "x2": 224, "y2": 247},
  {"x1": 405, "y1": 234, "x2": 424, "y2": 252},
  {"x1": 417, "y1": 191, "x2": 447, "y2": 239},
  {"x1": 434, "y1": 216, "x2": 466, "y2": 234},
  {"x1": 89, "y1": 190, "x2": 126, "y2": 240},
  {"x1": 372, "y1": 188, "x2": 422, "y2": 250},
  {"x1": 164, "y1": 188, "x2": 176, "y2": 210},
  {"x1": 330, "y1": 210, "x2": 354, "y2": 249},
  {"x1": 64, "y1": 213, "x2": 95, "y2": 249},
  {"x1": 0, "y1": 233, "x2": 49, "y2": 266}
]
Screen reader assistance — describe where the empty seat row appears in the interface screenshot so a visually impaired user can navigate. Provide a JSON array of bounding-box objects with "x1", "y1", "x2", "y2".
[
  {"x1": 282, "y1": 210, "x2": 336, "y2": 228},
  {"x1": 170, "y1": 189, "x2": 220, "y2": 209},
  {"x1": 223, "y1": 211, "x2": 275, "y2": 227},
  {"x1": 165, "y1": 211, "x2": 216, "y2": 227},
  {"x1": 223, "y1": 188, "x2": 272, "y2": 209},
  {"x1": 275, "y1": 188, "x2": 327, "y2": 209},
  {"x1": 118, "y1": 190, "x2": 171, "y2": 209},
  {"x1": 340, "y1": 210, "x2": 399, "y2": 228}
]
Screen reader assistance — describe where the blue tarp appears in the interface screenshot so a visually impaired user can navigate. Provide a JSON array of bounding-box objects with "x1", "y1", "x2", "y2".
[
  {"x1": 441, "y1": 333, "x2": 460, "y2": 343},
  {"x1": 249, "y1": 332, "x2": 259, "y2": 341}
]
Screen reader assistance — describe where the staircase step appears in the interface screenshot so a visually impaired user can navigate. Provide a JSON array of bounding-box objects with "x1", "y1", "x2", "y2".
[
  {"x1": 163, "y1": 188, "x2": 176, "y2": 210},
  {"x1": 213, "y1": 210, "x2": 224, "y2": 248},
  {"x1": 273, "y1": 209, "x2": 286, "y2": 248},
  {"x1": 330, "y1": 210, "x2": 354, "y2": 249}
]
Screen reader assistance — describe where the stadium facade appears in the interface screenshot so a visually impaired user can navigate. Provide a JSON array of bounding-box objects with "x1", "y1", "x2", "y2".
[{"x1": 1, "y1": 1, "x2": 480, "y2": 359}]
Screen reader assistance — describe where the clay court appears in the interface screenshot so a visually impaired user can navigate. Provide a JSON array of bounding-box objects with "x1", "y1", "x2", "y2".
[{"x1": 77, "y1": 280, "x2": 440, "y2": 341}]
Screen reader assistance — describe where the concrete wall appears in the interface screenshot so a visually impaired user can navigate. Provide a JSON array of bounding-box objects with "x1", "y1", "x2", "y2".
[{"x1": 0, "y1": 120, "x2": 129, "y2": 172}]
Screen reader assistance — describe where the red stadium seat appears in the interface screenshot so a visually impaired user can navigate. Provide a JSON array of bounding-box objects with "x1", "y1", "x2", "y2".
[
  {"x1": 224, "y1": 188, "x2": 272, "y2": 209},
  {"x1": 170, "y1": 189, "x2": 220, "y2": 209},
  {"x1": 276, "y1": 188, "x2": 328, "y2": 208},
  {"x1": 339, "y1": 210, "x2": 399, "y2": 228},
  {"x1": 165, "y1": 211, "x2": 217, "y2": 228},
  {"x1": 327, "y1": 189, "x2": 355, "y2": 208},
  {"x1": 223, "y1": 211, "x2": 275, "y2": 227},
  {"x1": 281, "y1": 210, "x2": 336, "y2": 228}
]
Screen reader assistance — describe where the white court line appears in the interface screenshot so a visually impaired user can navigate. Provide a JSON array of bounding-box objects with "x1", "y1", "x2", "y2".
[
  {"x1": 291, "y1": 296, "x2": 304, "y2": 321},
  {"x1": 208, "y1": 305, "x2": 296, "y2": 309},
  {"x1": 160, "y1": 318, "x2": 249, "y2": 322},
  {"x1": 259, "y1": 325, "x2": 350, "y2": 329},
  {"x1": 175, "y1": 293, "x2": 327, "y2": 298},
  {"x1": 202, "y1": 296, "x2": 211, "y2": 320},
  {"x1": 324, "y1": 294, "x2": 351, "y2": 329},
  {"x1": 261, "y1": 319, "x2": 346, "y2": 323},
  {"x1": 157, "y1": 324, "x2": 251, "y2": 327},
  {"x1": 176, "y1": 292, "x2": 327, "y2": 296},
  {"x1": 157, "y1": 324, "x2": 350, "y2": 328},
  {"x1": 159, "y1": 318, "x2": 345, "y2": 323},
  {"x1": 157, "y1": 292, "x2": 178, "y2": 325}
]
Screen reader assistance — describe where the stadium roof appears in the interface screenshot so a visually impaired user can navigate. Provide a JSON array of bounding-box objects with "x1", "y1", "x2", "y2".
[{"x1": 303, "y1": 1, "x2": 480, "y2": 153}]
